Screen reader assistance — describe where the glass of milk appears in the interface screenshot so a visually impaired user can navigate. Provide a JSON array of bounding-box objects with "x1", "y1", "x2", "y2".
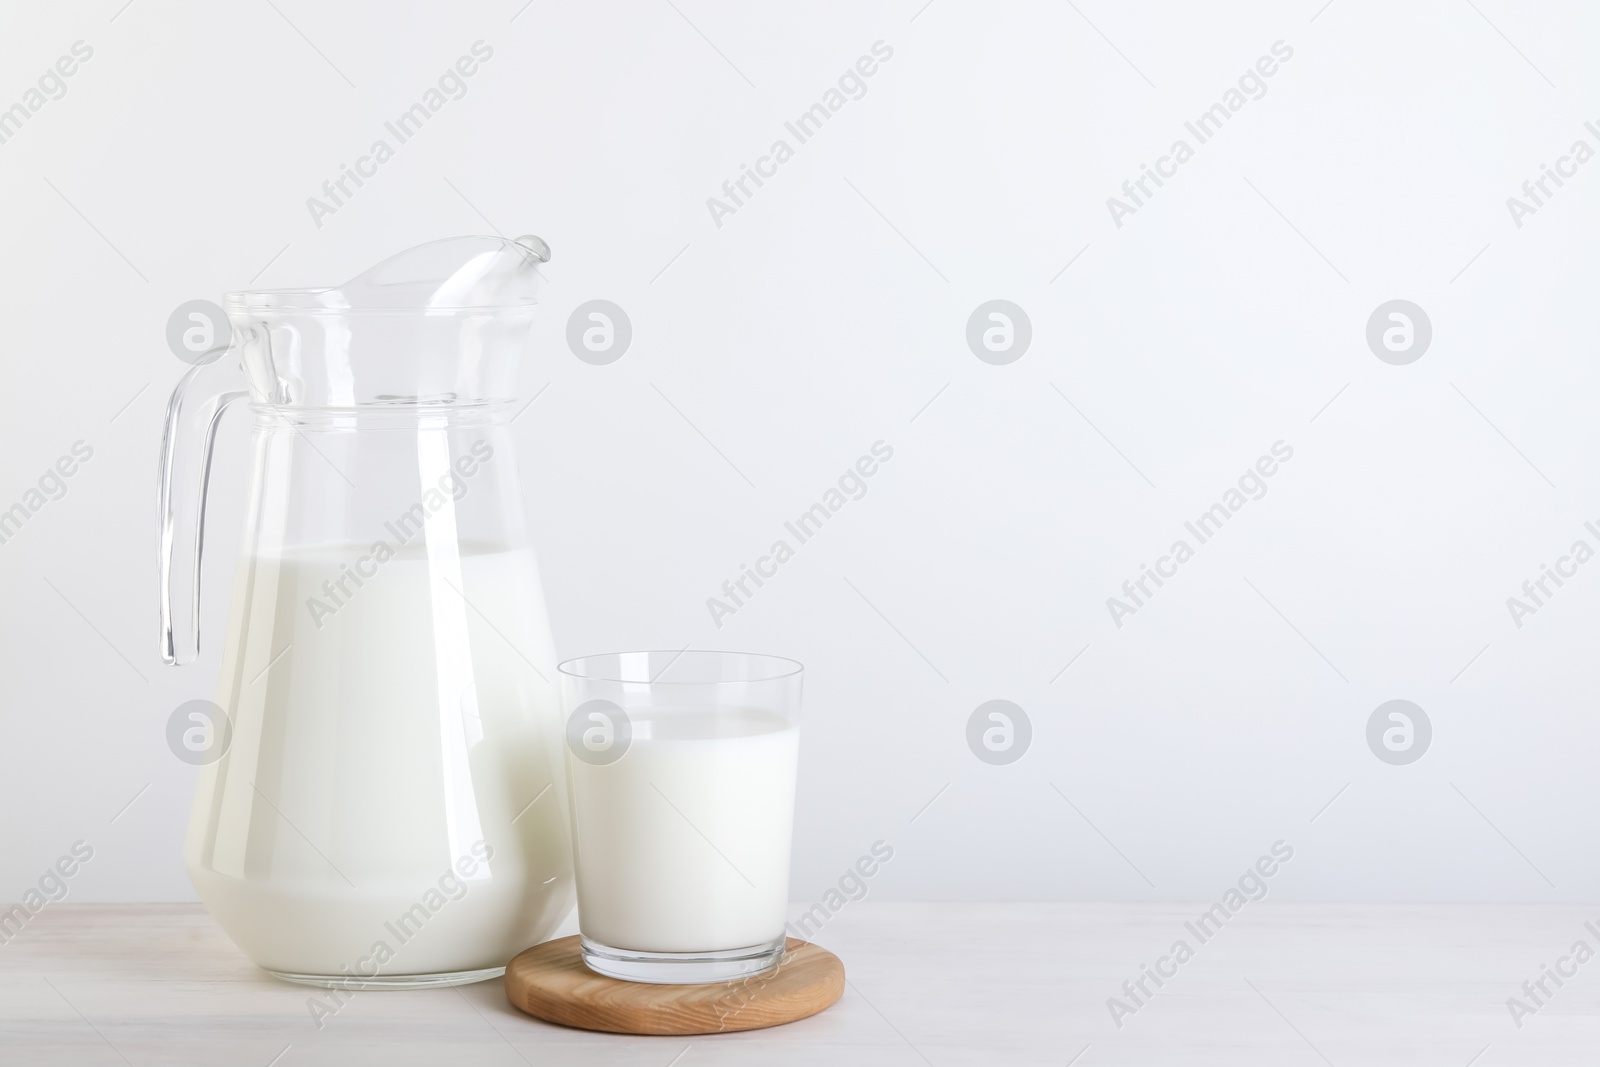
[{"x1": 558, "y1": 651, "x2": 802, "y2": 984}]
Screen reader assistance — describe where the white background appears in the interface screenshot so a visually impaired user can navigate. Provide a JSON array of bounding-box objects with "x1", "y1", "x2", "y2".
[{"x1": 3, "y1": 0, "x2": 1597, "y2": 906}]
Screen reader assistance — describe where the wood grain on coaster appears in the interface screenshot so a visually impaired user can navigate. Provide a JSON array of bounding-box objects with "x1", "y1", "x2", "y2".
[{"x1": 504, "y1": 936, "x2": 844, "y2": 1035}]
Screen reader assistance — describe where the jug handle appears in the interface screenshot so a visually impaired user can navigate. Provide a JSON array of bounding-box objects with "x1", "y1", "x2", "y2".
[{"x1": 158, "y1": 354, "x2": 248, "y2": 666}]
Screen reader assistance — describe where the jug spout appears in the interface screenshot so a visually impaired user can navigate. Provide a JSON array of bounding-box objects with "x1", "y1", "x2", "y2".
[
  {"x1": 224, "y1": 234, "x2": 549, "y2": 315},
  {"x1": 311, "y1": 233, "x2": 550, "y2": 311},
  {"x1": 514, "y1": 235, "x2": 551, "y2": 262},
  {"x1": 219, "y1": 235, "x2": 550, "y2": 412}
]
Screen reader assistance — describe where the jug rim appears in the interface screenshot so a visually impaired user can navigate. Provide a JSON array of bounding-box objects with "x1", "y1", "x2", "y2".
[
  {"x1": 224, "y1": 234, "x2": 551, "y2": 314},
  {"x1": 223, "y1": 290, "x2": 541, "y2": 315}
]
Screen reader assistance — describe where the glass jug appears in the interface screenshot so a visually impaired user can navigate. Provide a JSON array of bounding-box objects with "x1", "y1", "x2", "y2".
[{"x1": 158, "y1": 236, "x2": 572, "y2": 987}]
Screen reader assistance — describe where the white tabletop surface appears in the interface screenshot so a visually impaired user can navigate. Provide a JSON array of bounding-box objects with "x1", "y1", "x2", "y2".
[{"x1": 1, "y1": 900, "x2": 1592, "y2": 1065}]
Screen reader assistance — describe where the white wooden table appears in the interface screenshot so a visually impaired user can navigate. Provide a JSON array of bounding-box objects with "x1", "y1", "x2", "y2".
[{"x1": 1, "y1": 901, "x2": 1591, "y2": 1064}]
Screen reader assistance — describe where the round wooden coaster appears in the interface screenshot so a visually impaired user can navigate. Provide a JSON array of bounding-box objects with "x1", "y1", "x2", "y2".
[{"x1": 504, "y1": 936, "x2": 844, "y2": 1035}]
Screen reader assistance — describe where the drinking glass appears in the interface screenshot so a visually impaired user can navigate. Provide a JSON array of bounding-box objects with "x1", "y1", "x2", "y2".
[{"x1": 557, "y1": 651, "x2": 803, "y2": 983}]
